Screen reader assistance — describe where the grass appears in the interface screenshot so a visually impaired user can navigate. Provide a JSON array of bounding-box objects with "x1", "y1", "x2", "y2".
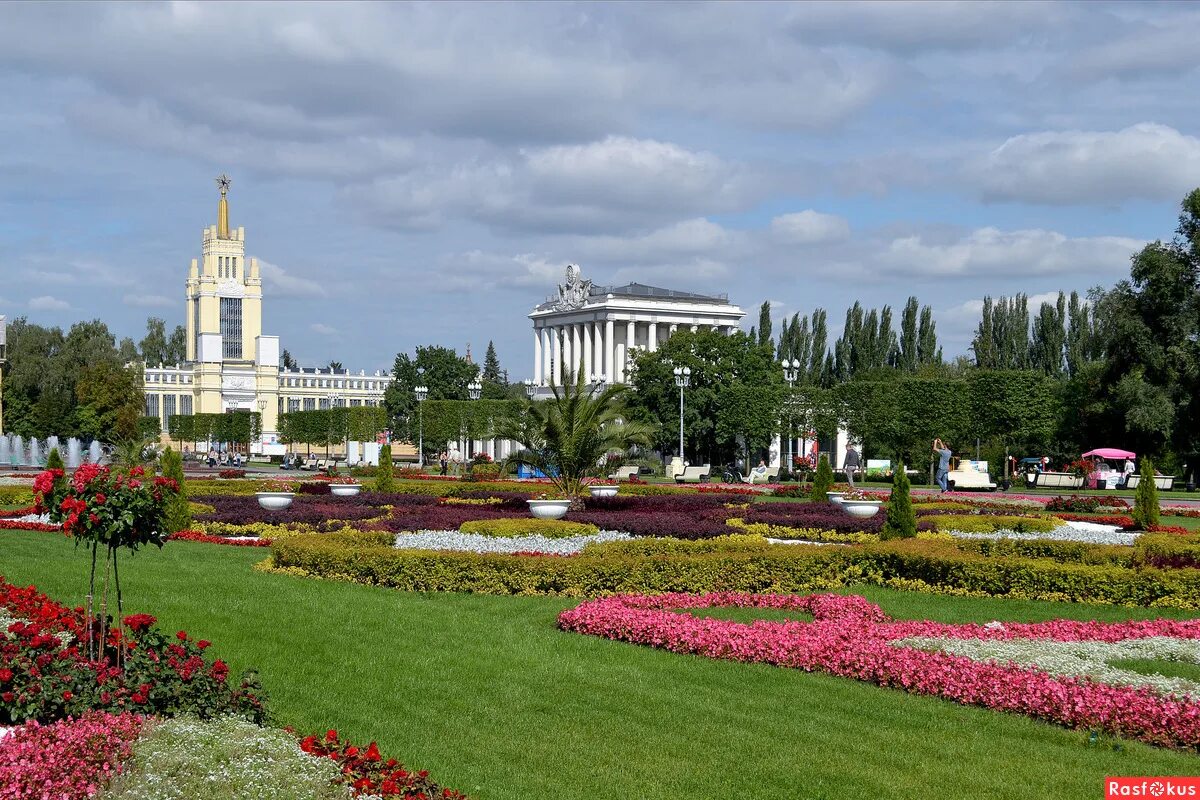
[{"x1": 3, "y1": 529, "x2": 1200, "y2": 799}]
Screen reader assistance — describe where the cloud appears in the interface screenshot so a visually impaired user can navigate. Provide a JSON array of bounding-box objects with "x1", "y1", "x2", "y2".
[
  {"x1": 28, "y1": 295, "x2": 70, "y2": 311},
  {"x1": 969, "y1": 123, "x2": 1200, "y2": 205},
  {"x1": 123, "y1": 293, "x2": 175, "y2": 308},
  {"x1": 875, "y1": 227, "x2": 1142, "y2": 279},
  {"x1": 257, "y1": 259, "x2": 327, "y2": 298},
  {"x1": 770, "y1": 211, "x2": 851, "y2": 245},
  {"x1": 310, "y1": 322, "x2": 338, "y2": 335}
]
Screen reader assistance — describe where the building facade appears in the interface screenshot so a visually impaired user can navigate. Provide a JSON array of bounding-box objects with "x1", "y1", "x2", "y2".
[
  {"x1": 529, "y1": 265, "x2": 745, "y2": 387},
  {"x1": 142, "y1": 178, "x2": 387, "y2": 452}
]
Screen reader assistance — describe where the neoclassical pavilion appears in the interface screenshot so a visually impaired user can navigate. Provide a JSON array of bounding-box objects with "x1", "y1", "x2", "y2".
[{"x1": 529, "y1": 266, "x2": 745, "y2": 387}]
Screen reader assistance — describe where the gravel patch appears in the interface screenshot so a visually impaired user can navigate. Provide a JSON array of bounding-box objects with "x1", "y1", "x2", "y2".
[
  {"x1": 765, "y1": 538, "x2": 848, "y2": 547},
  {"x1": 7, "y1": 513, "x2": 51, "y2": 524},
  {"x1": 948, "y1": 520, "x2": 1137, "y2": 546},
  {"x1": 394, "y1": 529, "x2": 634, "y2": 555}
]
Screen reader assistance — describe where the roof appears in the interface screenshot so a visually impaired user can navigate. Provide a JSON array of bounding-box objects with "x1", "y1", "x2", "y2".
[{"x1": 596, "y1": 282, "x2": 728, "y2": 303}]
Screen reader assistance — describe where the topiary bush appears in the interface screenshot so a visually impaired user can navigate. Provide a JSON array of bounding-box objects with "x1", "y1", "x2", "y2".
[
  {"x1": 160, "y1": 446, "x2": 192, "y2": 533},
  {"x1": 881, "y1": 463, "x2": 916, "y2": 540},
  {"x1": 45, "y1": 447, "x2": 65, "y2": 472},
  {"x1": 809, "y1": 454, "x2": 834, "y2": 502},
  {"x1": 374, "y1": 444, "x2": 396, "y2": 493},
  {"x1": 1132, "y1": 458, "x2": 1160, "y2": 531},
  {"x1": 459, "y1": 518, "x2": 599, "y2": 538}
]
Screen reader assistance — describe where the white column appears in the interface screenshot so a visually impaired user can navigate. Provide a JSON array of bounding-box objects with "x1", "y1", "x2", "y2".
[
  {"x1": 669, "y1": 323, "x2": 678, "y2": 336},
  {"x1": 541, "y1": 328, "x2": 552, "y2": 385},
  {"x1": 565, "y1": 326, "x2": 575, "y2": 382},
  {"x1": 648, "y1": 321, "x2": 658, "y2": 352},
  {"x1": 533, "y1": 329, "x2": 543, "y2": 386},
  {"x1": 552, "y1": 326, "x2": 562, "y2": 385},
  {"x1": 593, "y1": 321, "x2": 604, "y2": 380},
  {"x1": 604, "y1": 319, "x2": 615, "y2": 382},
  {"x1": 572, "y1": 324, "x2": 583, "y2": 379},
  {"x1": 690, "y1": 324, "x2": 698, "y2": 332},
  {"x1": 582, "y1": 323, "x2": 592, "y2": 380}
]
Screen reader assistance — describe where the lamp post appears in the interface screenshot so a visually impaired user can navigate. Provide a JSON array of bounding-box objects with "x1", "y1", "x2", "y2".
[
  {"x1": 414, "y1": 367, "x2": 427, "y2": 469},
  {"x1": 523, "y1": 379, "x2": 536, "y2": 400},
  {"x1": 327, "y1": 392, "x2": 344, "y2": 464},
  {"x1": 781, "y1": 359, "x2": 801, "y2": 474},
  {"x1": 465, "y1": 378, "x2": 482, "y2": 458},
  {"x1": 672, "y1": 366, "x2": 691, "y2": 462},
  {"x1": 256, "y1": 399, "x2": 266, "y2": 460},
  {"x1": 589, "y1": 373, "x2": 607, "y2": 394}
]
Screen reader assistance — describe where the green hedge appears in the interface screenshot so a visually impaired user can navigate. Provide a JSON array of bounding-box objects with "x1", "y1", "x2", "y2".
[
  {"x1": 1134, "y1": 534, "x2": 1200, "y2": 569},
  {"x1": 0, "y1": 485, "x2": 35, "y2": 505},
  {"x1": 269, "y1": 533, "x2": 1200, "y2": 607},
  {"x1": 459, "y1": 519, "x2": 598, "y2": 538},
  {"x1": 926, "y1": 514, "x2": 1059, "y2": 533}
]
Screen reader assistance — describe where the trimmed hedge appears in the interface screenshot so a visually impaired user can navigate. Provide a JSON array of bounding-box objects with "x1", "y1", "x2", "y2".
[
  {"x1": 269, "y1": 533, "x2": 1200, "y2": 607},
  {"x1": 0, "y1": 485, "x2": 35, "y2": 506},
  {"x1": 1134, "y1": 534, "x2": 1200, "y2": 570},
  {"x1": 582, "y1": 534, "x2": 772, "y2": 556},
  {"x1": 458, "y1": 518, "x2": 599, "y2": 539},
  {"x1": 926, "y1": 514, "x2": 1059, "y2": 533}
]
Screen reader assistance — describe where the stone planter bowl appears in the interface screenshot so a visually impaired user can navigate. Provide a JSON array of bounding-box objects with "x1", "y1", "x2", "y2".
[
  {"x1": 589, "y1": 485, "x2": 619, "y2": 499},
  {"x1": 256, "y1": 492, "x2": 295, "y2": 511},
  {"x1": 527, "y1": 499, "x2": 571, "y2": 520},
  {"x1": 330, "y1": 484, "x2": 362, "y2": 497},
  {"x1": 841, "y1": 499, "x2": 884, "y2": 519},
  {"x1": 826, "y1": 492, "x2": 846, "y2": 505}
]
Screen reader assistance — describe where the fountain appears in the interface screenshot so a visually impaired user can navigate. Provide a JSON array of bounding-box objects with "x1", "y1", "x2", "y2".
[
  {"x1": 0, "y1": 435, "x2": 9, "y2": 469},
  {"x1": 12, "y1": 435, "x2": 24, "y2": 468},
  {"x1": 67, "y1": 438, "x2": 82, "y2": 469},
  {"x1": 88, "y1": 440, "x2": 103, "y2": 464},
  {"x1": 46, "y1": 436, "x2": 60, "y2": 464},
  {"x1": 28, "y1": 437, "x2": 41, "y2": 468}
]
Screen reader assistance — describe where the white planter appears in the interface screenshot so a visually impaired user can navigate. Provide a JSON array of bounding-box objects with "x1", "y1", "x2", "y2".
[
  {"x1": 330, "y1": 484, "x2": 362, "y2": 497},
  {"x1": 256, "y1": 492, "x2": 295, "y2": 511},
  {"x1": 842, "y1": 500, "x2": 883, "y2": 519},
  {"x1": 589, "y1": 485, "x2": 619, "y2": 499},
  {"x1": 527, "y1": 499, "x2": 571, "y2": 520},
  {"x1": 826, "y1": 492, "x2": 846, "y2": 505}
]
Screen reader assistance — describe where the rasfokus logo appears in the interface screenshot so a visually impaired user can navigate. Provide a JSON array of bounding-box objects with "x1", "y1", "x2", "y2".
[{"x1": 1107, "y1": 778, "x2": 1200, "y2": 798}]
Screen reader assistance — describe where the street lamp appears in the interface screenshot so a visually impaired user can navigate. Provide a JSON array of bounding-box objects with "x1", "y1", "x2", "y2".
[
  {"x1": 672, "y1": 366, "x2": 691, "y2": 461},
  {"x1": 464, "y1": 378, "x2": 483, "y2": 459},
  {"x1": 781, "y1": 359, "x2": 801, "y2": 474},
  {"x1": 589, "y1": 373, "x2": 607, "y2": 394},
  {"x1": 256, "y1": 399, "x2": 266, "y2": 460},
  {"x1": 328, "y1": 392, "x2": 344, "y2": 465},
  {"x1": 414, "y1": 368, "x2": 428, "y2": 469},
  {"x1": 523, "y1": 379, "x2": 536, "y2": 400}
]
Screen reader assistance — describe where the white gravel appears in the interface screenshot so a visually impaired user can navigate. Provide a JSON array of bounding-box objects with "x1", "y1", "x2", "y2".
[
  {"x1": 394, "y1": 529, "x2": 634, "y2": 555},
  {"x1": 948, "y1": 520, "x2": 1138, "y2": 546},
  {"x1": 6, "y1": 513, "x2": 51, "y2": 524}
]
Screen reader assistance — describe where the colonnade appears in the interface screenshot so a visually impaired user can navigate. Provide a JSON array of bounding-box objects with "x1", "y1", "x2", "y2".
[{"x1": 533, "y1": 319, "x2": 732, "y2": 386}]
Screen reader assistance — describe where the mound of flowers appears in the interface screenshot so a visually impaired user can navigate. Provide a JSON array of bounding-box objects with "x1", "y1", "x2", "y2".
[
  {"x1": 0, "y1": 711, "x2": 144, "y2": 800},
  {"x1": 558, "y1": 592, "x2": 1200, "y2": 750}
]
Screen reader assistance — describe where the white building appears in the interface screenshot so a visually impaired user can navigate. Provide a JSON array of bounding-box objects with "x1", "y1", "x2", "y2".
[{"x1": 529, "y1": 265, "x2": 745, "y2": 387}]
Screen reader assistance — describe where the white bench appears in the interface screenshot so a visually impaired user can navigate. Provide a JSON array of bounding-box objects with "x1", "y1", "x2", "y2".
[
  {"x1": 746, "y1": 466, "x2": 779, "y2": 484},
  {"x1": 675, "y1": 464, "x2": 711, "y2": 483},
  {"x1": 1125, "y1": 474, "x2": 1176, "y2": 491},
  {"x1": 1033, "y1": 471, "x2": 1084, "y2": 489},
  {"x1": 609, "y1": 465, "x2": 640, "y2": 481}
]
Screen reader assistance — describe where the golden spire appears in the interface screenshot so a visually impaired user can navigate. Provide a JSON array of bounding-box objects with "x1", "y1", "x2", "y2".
[{"x1": 216, "y1": 174, "x2": 231, "y2": 238}]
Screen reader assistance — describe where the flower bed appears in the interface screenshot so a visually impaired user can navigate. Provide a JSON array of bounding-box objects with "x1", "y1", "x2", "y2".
[
  {"x1": 217, "y1": 469, "x2": 247, "y2": 479},
  {"x1": 394, "y1": 529, "x2": 631, "y2": 556},
  {"x1": 459, "y1": 518, "x2": 599, "y2": 538},
  {"x1": 0, "y1": 711, "x2": 144, "y2": 800},
  {"x1": 168, "y1": 529, "x2": 274, "y2": 547},
  {"x1": 301, "y1": 728, "x2": 468, "y2": 798},
  {"x1": 558, "y1": 592, "x2": 1200, "y2": 750}
]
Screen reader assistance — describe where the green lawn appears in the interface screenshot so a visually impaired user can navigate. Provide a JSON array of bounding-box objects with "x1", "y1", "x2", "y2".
[{"x1": 2, "y1": 529, "x2": 1199, "y2": 800}]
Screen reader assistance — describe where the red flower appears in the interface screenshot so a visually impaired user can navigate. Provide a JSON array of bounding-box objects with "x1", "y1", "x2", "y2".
[
  {"x1": 123, "y1": 613, "x2": 157, "y2": 633},
  {"x1": 176, "y1": 631, "x2": 188, "y2": 641},
  {"x1": 62, "y1": 690, "x2": 73, "y2": 701},
  {"x1": 0, "y1": 668, "x2": 12, "y2": 682},
  {"x1": 94, "y1": 493, "x2": 106, "y2": 505},
  {"x1": 197, "y1": 640, "x2": 211, "y2": 649}
]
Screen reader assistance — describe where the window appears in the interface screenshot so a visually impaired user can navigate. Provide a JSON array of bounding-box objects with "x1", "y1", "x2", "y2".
[
  {"x1": 319, "y1": 398, "x2": 330, "y2": 410},
  {"x1": 146, "y1": 394, "x2": 160, "y2": 418},
  {"x1": 181, "y1": 395, "x2": 193, "y2": 416},
  {"x1": 351, "y1": 399, "x2": 362, "y2": 407},
  {"x1": 303, "y1": 398, "x2": 315, "y2": 411},
  {"x1": 163, "y1": 395, "x2": 176, "y2": 432},
  {"x1": 288, "y1": 398, "x2": 300, "y2": 412},
  {"x1": 220, "y1": 297, "x2": 242, "y2": 359}
]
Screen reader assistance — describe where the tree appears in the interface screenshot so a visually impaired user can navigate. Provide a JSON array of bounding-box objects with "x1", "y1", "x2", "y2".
[
  {"x1": 383, "y1": 345, "x2": 480, "y2": 442},
  {"x1": 118, "y1": 337, "x2": 139, "y2": 363},
  {"x1": 46, "y1": 447, "x2": 65, "y2": 471},
  {"x1": 375, "y1": 444, "x2": 396, "y2": 492},
  {"x1": 1030, "y1": 293, "x2": 1067, "y2": 377},
  {"x1": 898, "y1": 297, "x2": 919, "y2": 372},
  {"x1": 810, "y1": 453, "x2": 834, "y2": 501},
  {"x1": 481, "y1": 340, "x2": 509, "y2": 400},
  {"x1": 496, "y1": 371, "x2": 655, "y2": 500},
  {"x1": 160, "y1": 446, "x2": 191, "y2": 533},
  {"x1": 139, "y1": 317, "x2": 169, "y2": 366},
  {"x1": 881, "y1": 464, "x2": 916, "y2": 539},
  {"x1": 166, "y1": 325, "x2": 187, "y2": 365},
  {"x1": 1132, "y1": 458, "x2": 1160, "y2": 531},
  {"x1": 75, "y1": 361, "x2": 144, "y2": 442},
  {"x1": 757, "y1": 301, "x2": 773, "y2": 347},
  {"x1": 281, "y1": 350, "x2": 298, "y2": 371}
]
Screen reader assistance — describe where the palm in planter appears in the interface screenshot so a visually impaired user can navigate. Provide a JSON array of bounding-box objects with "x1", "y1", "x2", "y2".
[{"x1": 497, "y1": 370, "x2": 655, "y2": 500}]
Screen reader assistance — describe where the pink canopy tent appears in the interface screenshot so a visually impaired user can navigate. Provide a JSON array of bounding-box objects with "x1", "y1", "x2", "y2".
[{"x1": 1082, "y1": 448, "x2": 1136, "y2": 460}]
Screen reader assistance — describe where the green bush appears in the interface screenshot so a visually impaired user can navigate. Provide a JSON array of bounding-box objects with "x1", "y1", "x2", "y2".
[
  {"x1": 45, "y1": 447, "x2": 65, "y2": 471},
  {"x1": 160, "y1": 446, "x2": 192, "y2": 533},
  {"x1": 809, "y1": 454, "x2": 834, "y2": 502},
  {"x1": 458, "y1": 518, "x2": 599, "y2": 538},
  {"x1": 582, "y1": 534, "x2": 772, "y2": 556},
  {"x1": 959, "y1": 538, "x2": 1133, "y2": 567},
  {"x1": 1134, "y1": 534, "x2": 1200, "y2": 569},
  {"x1": 0, "y1": 485, "x2": 35, "y2": 506},
  {"x1": 1132, "y1": 458, "x2": 1160, "y2": 530},
  {"x1": 105, "y1": 716, "x2": 346, "y2": 800},
  {"x1": 269, "y1": 532, "x2": 1200, "y2": 607},
  {"x1": 374, "y1": 445, "x2": 396, "y2": 493},
  {"x1": 926, "y1": 514, "x2": 1059, "y2": 533},
  {"x1": 881, "y1": 463, "x2": 916, "y2": 540}
]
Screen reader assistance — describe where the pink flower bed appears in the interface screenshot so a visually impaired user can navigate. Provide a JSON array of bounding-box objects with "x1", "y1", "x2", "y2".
[
  {"x1": 559, "y1": 592, "x2": 1200, "y2": 750},
  {"x1": 0, "y1": 711, "x2": 144, "y2": 800}
]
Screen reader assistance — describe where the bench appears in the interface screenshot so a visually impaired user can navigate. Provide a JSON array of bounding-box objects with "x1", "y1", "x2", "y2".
[
  {"x1": 745, "y1": 466, "x2": 779, "y2": 484},
  {"x1": 1032, "y1": 471, "x2": 1084, "y2": 489},
  {"x1": 609, "y1": 465, "x2": 641, "y2": 481},
  {"x1": 674, "y1": 464, "x2": 711, "y2": 483},
  {"x1": 1125, "y1": 474, "x2": 1176, "y2": 491}
]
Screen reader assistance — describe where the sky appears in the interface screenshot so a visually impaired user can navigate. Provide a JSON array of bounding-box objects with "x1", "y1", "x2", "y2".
[{"x1": 2, "y1": 1, "x2": 1200, "y2": 378}]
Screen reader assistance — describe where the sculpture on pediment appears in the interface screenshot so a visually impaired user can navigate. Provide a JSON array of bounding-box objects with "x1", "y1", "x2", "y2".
[{"x1": 554, "y1": 264, "x2": 593, "y2": 311}]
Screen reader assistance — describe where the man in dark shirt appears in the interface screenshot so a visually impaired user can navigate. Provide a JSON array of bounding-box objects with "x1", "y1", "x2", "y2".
[{"x1": 843, "y1": 443, "x2": 862, "y2": 488}]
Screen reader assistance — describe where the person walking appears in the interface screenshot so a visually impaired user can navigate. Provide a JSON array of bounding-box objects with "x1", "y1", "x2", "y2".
[
  {"x1": 439, "y1": 450, "x2": 448, "y2": 476},
  {"x1": 933, "y1": 438, "x2": 952, "y2": 492},
  {"x1": 843, "y1": 442, "x2": 862, "y2": 488}
]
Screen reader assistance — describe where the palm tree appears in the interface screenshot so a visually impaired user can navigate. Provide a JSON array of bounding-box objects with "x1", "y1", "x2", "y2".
[{"x1": 497, "y1": 370, "x2": 655, "y2": 500}]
